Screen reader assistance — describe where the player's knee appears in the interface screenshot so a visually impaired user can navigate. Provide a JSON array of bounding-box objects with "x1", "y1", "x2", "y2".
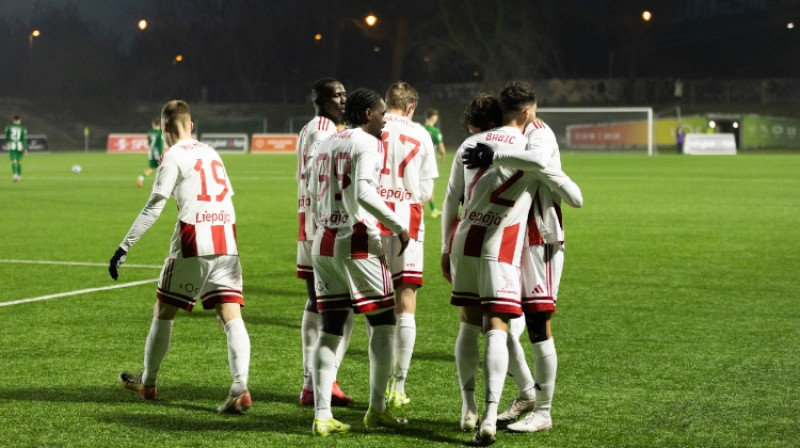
[
  {"x1": 304, "y1": 296, "x2": 318, "y2": 313},
  {"x1": 366, "y1": 308, "x2": 396, "y2": 327},
  {"x1": 525, "y1": 311, "x2": 550, "y2": 343},
  {"x1": 320, "y1": 309, "x2": 350, "y2": 336}
]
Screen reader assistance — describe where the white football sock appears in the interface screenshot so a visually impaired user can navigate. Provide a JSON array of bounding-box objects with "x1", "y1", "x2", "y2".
[
  {"x1": 301, "y1": 310, "x2": 321, "y2": 390},
  {"x1": 224, "y1": 317, "x2": 251, "y2": 392},
  {"x1": 334, "y1": 310, "x2": 354, "y2": 375},
  {"x1": 142, "y1": 318, "x2": 172, "y2": 387},
  {"x1": 392, "y1": 312, "x2": 416, "y2": 394},
  {"x1": 312, "y1": 332, "x2": 341, "y2": 420},
  {"x1": 455, "y1": 322, "x2": 481, "y2": 416},
  {"x1": 532, "y1": 337, "x2": 557, "y2": 413},
  {"x1": 483, "y1": 329, "x2": 509, "y2": 421},
  {"x1": 506, "y1": 319, "x2": 535, "y2": 400},
  {"x1": 368, "y1": 323, "x2": 395, "y2": 413}
]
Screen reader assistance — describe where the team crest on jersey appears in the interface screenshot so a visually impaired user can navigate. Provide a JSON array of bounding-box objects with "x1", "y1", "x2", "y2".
[{"x1": 316, "y1": 280, "x2": 329, "y2": 291}]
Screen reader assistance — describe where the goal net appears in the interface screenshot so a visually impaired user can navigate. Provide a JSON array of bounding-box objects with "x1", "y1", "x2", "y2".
[{"x1": 537, "y1": 107, "x2": 655, "y2": 155}]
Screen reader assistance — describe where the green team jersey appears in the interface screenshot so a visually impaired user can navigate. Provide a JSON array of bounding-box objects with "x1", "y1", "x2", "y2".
[
  {"x1": 147, "y1": 128, "x2": 164, "y2": 161},
  {"x1": 4, "y1": 123, "x2": 27, "y2": 152},
  {"x1": 423, "y1": 124, "x2": 443, "y2": 146}
]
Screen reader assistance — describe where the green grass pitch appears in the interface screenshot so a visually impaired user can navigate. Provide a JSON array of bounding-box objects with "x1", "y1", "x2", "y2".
[{"x1": 1, "y1": 150, "x2": 798, "y2": 447}]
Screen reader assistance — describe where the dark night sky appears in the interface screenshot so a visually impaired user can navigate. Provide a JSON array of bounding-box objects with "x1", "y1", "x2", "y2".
[{"x1": 6, "y1": 0, "x2": 799, "y2": 79}]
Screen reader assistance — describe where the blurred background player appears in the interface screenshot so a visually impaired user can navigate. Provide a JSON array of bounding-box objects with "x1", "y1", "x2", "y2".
[
  {"x1": 5, "y1": 115, "x2": 27, "y2": 182},
  {"x1": 137, "y1": 118, "x2": 164, "y2": 188},
  {"x1": 379, "y1": 82, "x2": 439, "y2": 409},
  {"x1": 306, "y1": 88, "x2": 410, "y2": 436},
  {"x1": 109, "y1": 100, "x2": 252, "y2": 414},
  {"x1": 295, "y1": 78, "x2": 353, "y2": 407},
  {"x1": 421, "y1": 108, "x2": 445, "y2": 217}
]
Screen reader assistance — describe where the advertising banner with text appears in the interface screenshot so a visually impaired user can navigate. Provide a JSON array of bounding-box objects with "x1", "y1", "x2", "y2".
[
  {"x1": 107, "y1": 134, "x2": 148, "y2": 153},
  {"x1": 251, "y1": 133, "x2": 298, "y2": 153}
]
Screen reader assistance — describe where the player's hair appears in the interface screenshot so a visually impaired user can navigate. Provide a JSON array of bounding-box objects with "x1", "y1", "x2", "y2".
[
  {"x1": 385, "y1": 81, "x2": 418, "y2": 111},
  {"x1": 425, "y1": 108, "x2": 438, "y2": 119},
  {"x1": 461, "y1": 93, "x2": 502, "y2": 132},
  {"x1": 499, "y1": 81, "x2": 537, "y2": 114},
  {"x1": 311, "y1": 78, "x2": 339, "y2": 104},
  {"x1": 161, "y1": 100, "x2": 191, "y2": 128},
  {"x1": 13, "y1": 115, "x2": 20, "y2": 122},
  {"x1": 345, "y1": 88, "x2": 383, "y2": 126}
]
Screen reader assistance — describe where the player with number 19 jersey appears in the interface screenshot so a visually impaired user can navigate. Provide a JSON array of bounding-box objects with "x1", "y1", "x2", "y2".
[{"x1": 154, "y1": 139, "x2": 238, "y2": 258}]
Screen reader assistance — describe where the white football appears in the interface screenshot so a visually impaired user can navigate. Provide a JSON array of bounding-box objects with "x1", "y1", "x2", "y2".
[{"x1": 71, "y1": 164, "x2": 82, "y2": 174}]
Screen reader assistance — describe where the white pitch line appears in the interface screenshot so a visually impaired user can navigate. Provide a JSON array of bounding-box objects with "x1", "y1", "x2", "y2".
[
  {"x1": 0, "y1": 278, "x2": 159, "y2": 308},
  {"x1": 0, "y1": 259, "x2": 161, "y2": 269}
]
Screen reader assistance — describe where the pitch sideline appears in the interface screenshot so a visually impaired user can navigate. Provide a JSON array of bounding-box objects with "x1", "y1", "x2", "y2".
[
  {"x1": 0, "y1": 258, "x2": 161, "y2": 307},
  {"x1": 0, "y1": 279, "x2": 159, "y2": 307}
]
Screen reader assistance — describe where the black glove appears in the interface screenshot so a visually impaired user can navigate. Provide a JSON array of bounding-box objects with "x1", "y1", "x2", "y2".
[
  {"x1": 109, "y1": 247, "x2": 127, "y2": 280},
  {"x1": 462, "y1": 143, "x2": 494, "y2": 169}
]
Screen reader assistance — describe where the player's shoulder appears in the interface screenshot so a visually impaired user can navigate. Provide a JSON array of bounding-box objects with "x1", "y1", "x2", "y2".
[{"x1": 526, "y1": 120, "x2": 555, "y2": 137}]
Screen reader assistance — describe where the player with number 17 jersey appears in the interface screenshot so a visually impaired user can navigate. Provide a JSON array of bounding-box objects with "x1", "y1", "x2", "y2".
[
  {"x1": 378, "y1": 114, "x2": 438, "y2": 283},
  {"x1": 154, "y1": 139, "x2": 238, "y2": 258}
]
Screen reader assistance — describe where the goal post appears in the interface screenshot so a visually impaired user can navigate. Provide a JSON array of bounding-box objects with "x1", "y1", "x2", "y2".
[{"x1": 537, "y1": 107, "x2": 655, "y2": 155}]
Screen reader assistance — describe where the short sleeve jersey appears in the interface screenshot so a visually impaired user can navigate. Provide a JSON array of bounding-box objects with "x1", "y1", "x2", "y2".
[
  {"x1": 524, "y1": 120, "x2": 565, "y2": 244},
  {"x1": 147, "y1": 128, "x2": 164, "y2": 162},
  {"x1": 376, "y1": 114, "x2": 438, "y2": 239},
  {"x1": 297, "y1": 116, "x2": 338, "y2": 242},
  {"x1": 445, "y1": 126, "x2": 538, "y2": 266},
  {"x1": 4, "y1": 123, "x2": 27, "y2": 152},
  {"x1": 308, "y1": 128, "x2": 386, "y2": 259},
  {"x1": 423, "y1": 123, "x2": 443, "y2": 146},
  {"x1": 153, "y1": 139, "x2": 238, "y2": 258}
]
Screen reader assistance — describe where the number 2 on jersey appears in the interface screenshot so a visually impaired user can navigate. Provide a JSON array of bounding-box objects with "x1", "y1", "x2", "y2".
[{"x1": 194, "y1": 159, "x2": 229, "y2": 202}]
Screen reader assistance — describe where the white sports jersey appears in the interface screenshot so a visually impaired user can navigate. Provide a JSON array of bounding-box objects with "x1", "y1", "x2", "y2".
[
  {"x1": 377, "y1": 113, "x2": 438, "y2": 240},
  {"x1": 442, "y1": 126, "x2": 538, "y2": 266},
  {"x1": 153, "y1": 139, "x2": 238, "y2": 258},
  {"x1": 308, "y1": 128, "x2": 386, "y2": 259},
  {"x1": 524, "y1": 120, "x2": 565, "y2": 244},
  {"x1": 297, "y1": 116, "x2": 338, "y2": 242}
]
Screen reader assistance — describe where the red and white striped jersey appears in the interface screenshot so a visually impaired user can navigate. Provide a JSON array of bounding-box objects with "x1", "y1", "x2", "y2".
[
  {"x1": 377, "y1": 114, "x2": 438, "y2": 240},
  {"x1": 524, "y1": 120, "x2": 565, "y2": 244},
  {"x1": 297, "y1": 116, "x2": 338, "y2": 242},
  {"x1": 153, "y1": 139, "x2": 238, "y2": 258},
  {"x1": 308, "y1": 128, "x2": 386, "y2": 259},
  {"x1": 442, "y1": 126, "x2": 538, "y2": 266}
]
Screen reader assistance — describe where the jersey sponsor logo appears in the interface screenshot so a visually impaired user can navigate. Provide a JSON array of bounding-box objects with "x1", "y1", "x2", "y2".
[
  {"x1": 319, "y1": 210, "x2": 350, "y2": 226},
  {"x1": 195, "y1": 210, "x2": 233, "y2": 224},
  {"x1": 378, "y1": 186, "x2": 413, "y2": 202},
  {"x1": 460, "y1": 208, "x2": 505, "y2": 226}
]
